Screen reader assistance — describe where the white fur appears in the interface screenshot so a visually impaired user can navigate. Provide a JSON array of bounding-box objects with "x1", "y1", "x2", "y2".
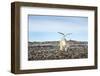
[{"x1": 59, "y1": 38, "x2": 70, "y2": 51}]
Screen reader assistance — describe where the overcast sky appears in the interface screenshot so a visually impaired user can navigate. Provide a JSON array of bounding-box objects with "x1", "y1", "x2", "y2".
[{"x1": 28, "y1": 15, "x2": 88, "y2": 42}]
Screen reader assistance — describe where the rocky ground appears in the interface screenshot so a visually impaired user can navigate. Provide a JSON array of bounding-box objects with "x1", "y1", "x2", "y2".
[{"x1": 28, "y1": 40, "x2": 88, "y2": 60}]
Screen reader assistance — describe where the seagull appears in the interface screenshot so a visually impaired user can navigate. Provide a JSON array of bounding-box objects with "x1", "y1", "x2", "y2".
[{"x1": 58, "y1": 32, "x2": 72, "y2": 38}]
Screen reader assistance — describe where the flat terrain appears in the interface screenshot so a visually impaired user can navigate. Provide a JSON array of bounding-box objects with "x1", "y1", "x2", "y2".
[{"x1": 28, "y1": 40, "x2": 88, "y2": 60}]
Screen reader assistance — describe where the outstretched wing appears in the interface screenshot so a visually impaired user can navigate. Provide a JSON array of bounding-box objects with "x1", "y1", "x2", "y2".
[
  {"x1": 65, "y1": 33, "x2": 72, "y2": 36},
  {"x1": 58, "y1": 32, "x2": 65, "y2": 36}
]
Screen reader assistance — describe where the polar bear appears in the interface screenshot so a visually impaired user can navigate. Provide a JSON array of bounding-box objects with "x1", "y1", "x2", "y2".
[
  {"x1": 58, "y1": 32, "x2": 71, "y2": 51},
  {"x1": 59, "y1": 38, "x2": 69, "y2": 51}
]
